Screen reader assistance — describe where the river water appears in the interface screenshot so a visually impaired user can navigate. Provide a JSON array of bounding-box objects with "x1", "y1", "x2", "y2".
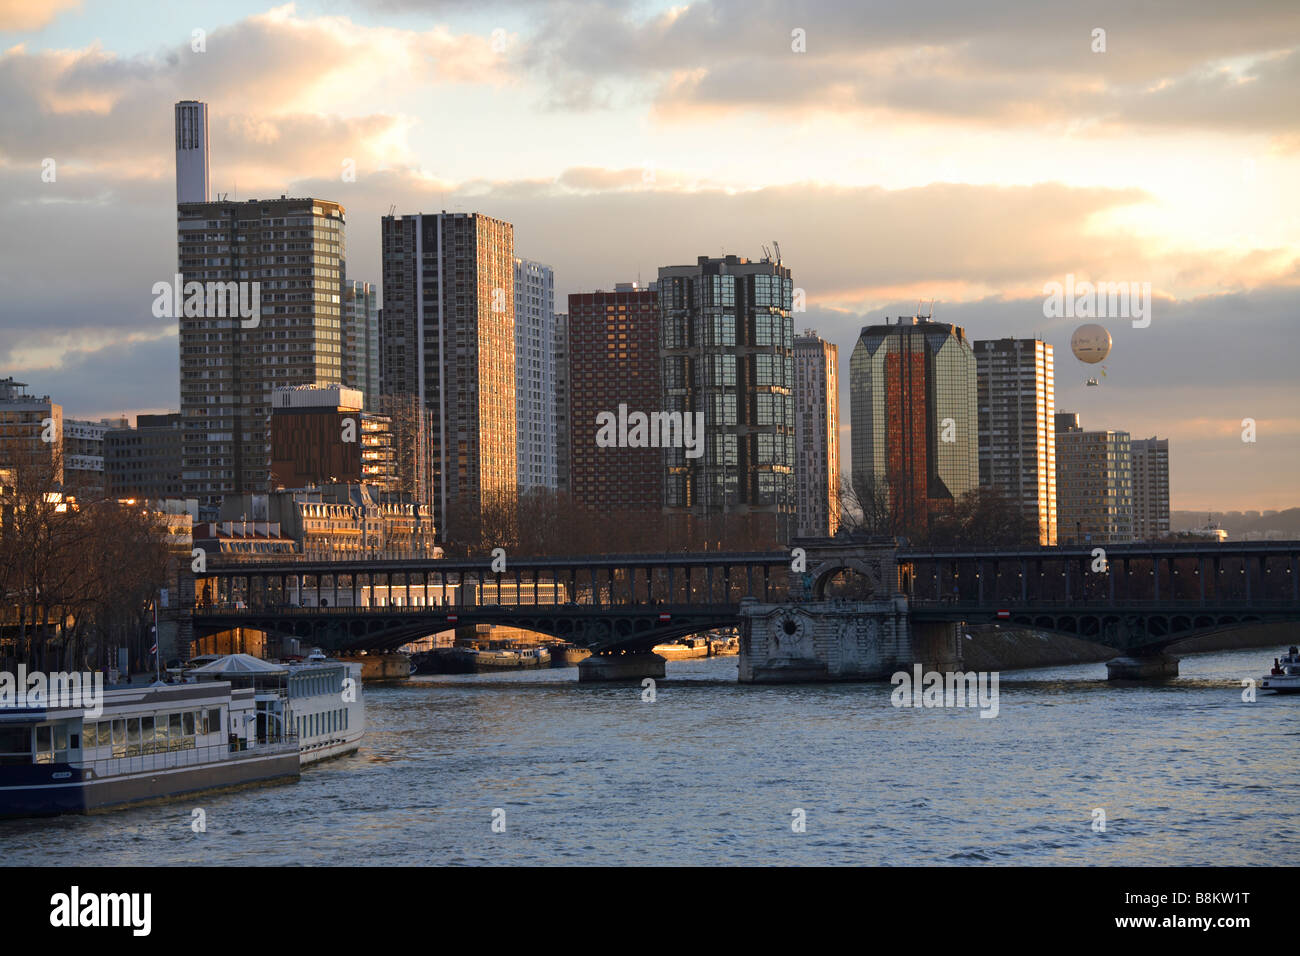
[{"x1": 3, "y1": 647, "x2": 1297, "y2": 865}]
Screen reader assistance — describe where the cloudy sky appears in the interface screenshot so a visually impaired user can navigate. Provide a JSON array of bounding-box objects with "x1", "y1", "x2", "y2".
[{"x1": 1, "y1": 0, "x2": 1297, "y2": 510}]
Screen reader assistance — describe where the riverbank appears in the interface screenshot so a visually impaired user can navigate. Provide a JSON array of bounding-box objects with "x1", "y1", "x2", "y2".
[{"x1": 962, "y1": 620, "x2": 1296, "y2": 671}]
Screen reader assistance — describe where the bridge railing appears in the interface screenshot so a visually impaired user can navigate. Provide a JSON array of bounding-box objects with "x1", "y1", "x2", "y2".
[{"x1": 910, "y1": 597, "x2": 1298, "y2": 610}]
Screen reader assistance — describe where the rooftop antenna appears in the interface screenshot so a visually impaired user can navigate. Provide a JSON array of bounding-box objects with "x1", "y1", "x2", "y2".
[
  {"x1": 761, "y1": 244, "x2": 772, "y2": 261},
  {"x1": 773, "y1": 240, "x2": 781, "y2": 263}
]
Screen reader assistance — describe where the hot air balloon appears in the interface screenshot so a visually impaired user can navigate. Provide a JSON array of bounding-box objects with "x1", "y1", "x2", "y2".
[{"x1": 1070, "y1": 324, "x2": 1111, "y2": 364}]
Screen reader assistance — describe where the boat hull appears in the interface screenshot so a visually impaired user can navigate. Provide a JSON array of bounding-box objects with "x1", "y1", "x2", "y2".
[{"x1": 0, "y1": 750, "x2": 300, "y2": 819}]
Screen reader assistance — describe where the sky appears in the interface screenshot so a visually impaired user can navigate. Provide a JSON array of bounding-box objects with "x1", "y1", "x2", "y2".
[{"x1": 0, "y1": 0, "x2": 1297, "y2": 511}]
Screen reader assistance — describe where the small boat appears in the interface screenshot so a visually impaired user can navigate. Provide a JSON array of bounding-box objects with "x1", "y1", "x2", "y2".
[{"x1": 1261, "y1": 646, "x2": 1300, "y2": 694}]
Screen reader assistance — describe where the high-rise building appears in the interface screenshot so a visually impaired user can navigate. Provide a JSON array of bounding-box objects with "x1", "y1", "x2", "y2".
[
  {"x1": 850, "y1": 315, "x2": 978, "y2": 534},
  {"x1": 514, "y1": 258, "x2": 558, "y2": 491},
  {"x1": 342, "y1": 280, "x2": 380, "y2": 411},
  {"x1": 793, "y1": 333, "x2": 839, "y2": 537},
  {"x1": 554, "y1": 311, "x2": 570, "y2": 496},
  {"x1": 658, "y1": 255, "x2": 796, "y2": 544},
  {"x1": 380, "y1": 211, "x2": 516, "y2": 539},
  {"x1": 975, "y1": 337, "x2": 1057, "y2": 545},
  {"x1": 269, "y1": 385, "x2": 395, "y2": 491},
  {"x1": 1131, "y1": 437, "x2": 1170, "y2": 540},
  {"x1": 0, "y1": 378, "x2": 62, "y2": 485},
  {"x1": 174, "y1": 100, "x2": 209, "y2": 204},
  {"x1": 105, "y1": 414, "x2": 185, "y2": 500},
  {"x1": 176, "y1": 196, "x2": 346, "y2": 509},
  {"x1": 1055, "y1": 412, "x2": 1134, "y2": 544},
  {"x1": 567, "y1": 284, "x2": 662, "y2": 513}
]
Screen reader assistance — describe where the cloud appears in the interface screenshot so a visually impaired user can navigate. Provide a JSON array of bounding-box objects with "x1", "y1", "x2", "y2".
[
  {"x1": 519, "y1": 0, "x2": 1300, "y2": 137},
  {"x1": 0, "y1": 0, "x2": 80, "y2": 32}
]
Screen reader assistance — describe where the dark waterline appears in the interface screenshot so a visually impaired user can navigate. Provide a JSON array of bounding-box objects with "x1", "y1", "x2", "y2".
[{"x1": 3, "y1": 647, "x2": 1297, "y2": 865}]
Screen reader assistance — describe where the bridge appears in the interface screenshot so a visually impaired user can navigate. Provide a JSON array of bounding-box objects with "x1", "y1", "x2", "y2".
[{"x1": 188, "y1": 539, "x2": 1300, "y2": 681}]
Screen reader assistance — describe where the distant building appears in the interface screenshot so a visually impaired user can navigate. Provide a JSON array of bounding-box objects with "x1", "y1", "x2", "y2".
[
  {"x1": 1131, "y1": 437, "x2": 1170, "y2": 540},
  {"x1": 567, "y1": 283, "x2": 663, "y2": 514},
  {"x1": 514, "y1": 258, "x2": 558, "y2": 490},
  {"x1": 219, "y1": 484, "x2": 439, "y2": 560},
  {"x1": 174, "y1": 100, "x2": 209, "y2": 204},
  {"x1": 975, "y1": 338, "x2": 1057, "y2": 545},
  {"x1": 0, "y1": 377, "x2": 61, "y2": 485},
  {"x1": 659, "y1": 255, "x2": 796, "y2": 544},
  {"x1": 342, "y1": 280, "x2": 381, "y2": 411},
  {"x1": 105, "y1": 414, "x2": 185, "y2": 500},
  {"x1": 850, "y1": 315, "x2": 978, "y2": 534},
  {"x1": 1055, "y1": 412, "x2": 1133, "y2": 544},
  {"x1": 554, "y1": 311, "x2": 570, "y2": 496},
  {"x1": 380, "y1": 211, "x2": 516, "y2": 539},
  {"x1": 268, "y1": 385, "x2": 395, "y2": 491},
  {"x1": 62, "y1": 416, "x2": 129, "y2": 495},
  {"x1": 177, "y1": 195, "x2": 347, "y2": 507},
  {"x1": 793, "y1": 332, "x2": 839, "y2": 537}
]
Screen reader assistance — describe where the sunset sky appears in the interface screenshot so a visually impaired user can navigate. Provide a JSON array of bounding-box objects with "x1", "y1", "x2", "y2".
[{"x1": 1, "y1": 0, "x2": 1297, "y2": 511}]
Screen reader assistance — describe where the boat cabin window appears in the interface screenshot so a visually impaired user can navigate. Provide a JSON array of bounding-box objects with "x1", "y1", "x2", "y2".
[{"x1": 0, "y1": 727, "x2": 30, "y2": 765}]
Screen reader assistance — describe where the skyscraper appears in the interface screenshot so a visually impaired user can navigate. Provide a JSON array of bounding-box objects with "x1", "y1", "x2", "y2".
[
  {"x1": 658, "y1": 254, "x2": 796, "y2": 545},
  {"x1": 793, "y1": 332, "x2": 839, "y2": 537},
  {"x1": 514, "y1": 258, "x2": 558, "y2": 491},
  {"x1": 1131, "y1": 437, "x2": 1170, "y2": 540},
  {"x1": 975, "y1": 337, "x2": 1057, "y2": 545},
  {"x1": 342, "y1": 280, "x2": 380, "y2": 411},
  {"x1": 176, "y1": 196, "x2": 346, "y2": 507},
  {"x1": 380, "y1": 211, "x2": 516, "y2": 539},
  {"x1": 850, "y1": 315, "x2": 978, "y2": 534},
  {"x1": 567, "y1": 283, "x2": 662, "y2": 514},
  {"x1": 174, "y1": 100, "x2": 209, "y2": 204},
  {"x1": 1055, "y1": 412, "x2": 1134, "y2": 544}
]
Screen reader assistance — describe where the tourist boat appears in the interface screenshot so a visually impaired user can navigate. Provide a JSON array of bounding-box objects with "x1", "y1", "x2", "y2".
[
  {"x1": 1261, "y1": 646, "x2": 1300, "y2": 694},
  {"x1": 0, "y1": 678, "x2": 300, "y2": 818},
  {"x1": 189, "y1": 652, "x2": 365, "y2": 765}
]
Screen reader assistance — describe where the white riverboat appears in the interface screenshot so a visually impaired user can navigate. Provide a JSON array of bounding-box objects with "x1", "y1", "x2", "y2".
[
  {"x1": 1261, "y1": 646, "x2": 1300, "y2": 694},
  {"x1": 189, "y1": 652, "x2": 365, "y2": 766},
  {"x1": 0, "y1": 679, "x2": 300, "y2": 818}
]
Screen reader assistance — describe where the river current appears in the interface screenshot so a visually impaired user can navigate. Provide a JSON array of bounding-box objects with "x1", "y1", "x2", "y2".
[{"x1": 3, "y1": 647, "x2": 1297, "y2": 865}]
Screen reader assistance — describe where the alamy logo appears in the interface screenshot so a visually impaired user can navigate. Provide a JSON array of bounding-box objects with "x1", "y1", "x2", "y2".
[
  {"x1": 49, "y1": 887, "x2": 151, "y2": 936},
  {"x1": 595, "y1": 404, "x2": 705, "y2": 459},
  {"x1": 0, "y1": 667, "x2": 103, "y2": 718},
  {"x1": 151, "y1": 274, "x2": 260, "y2": 327},
  {"x1": 890, "y1": 664, "x2": 1000, "y2": 718},
  {"x1": 1042, "y1": 273, "x2": 1151, "y2": 328}
]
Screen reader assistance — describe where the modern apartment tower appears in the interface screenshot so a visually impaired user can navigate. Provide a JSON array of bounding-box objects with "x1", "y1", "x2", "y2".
[
  {"x1": 567, "y1": 284, "x2": 662, "y2": 513},
  {"x1": 176, "y1": 196, "x2": 347, "y2": 508},
  {"x1": 793, "y1": 332, "x2": 840, "y2": 537},
  {"x1": 658, "y1": 254, "x2": 796, "y2": 545},
  {"x1": 514, "y1": 258, "x2": 558, "y2": 491},
  {"x1": 849, "y1": 315, "x2": 978, "y2": 535},
  {"x1": 975, "y1": 337, "x2": 1057, "y2": 545},
  {"x1": 1055, "y1": 412, "x2": 1134, "y2": 544},
  {"x1": 380, "y1": 212, "x2": 516, "y2": 539},
  {"x1": 1131, "y1": 437, "x2": 1170, "y2": 540},
  {"x1": 342, "y1": 280, "x2": 380, "y2": 411},
  {"x1": 174, "y1": 100, "x2": 209, "y2": 204}
]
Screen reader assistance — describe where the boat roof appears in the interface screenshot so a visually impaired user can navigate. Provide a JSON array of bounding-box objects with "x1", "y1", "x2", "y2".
[{"x1": 188, "y1": 653, "x2": 288, "y2": 676}]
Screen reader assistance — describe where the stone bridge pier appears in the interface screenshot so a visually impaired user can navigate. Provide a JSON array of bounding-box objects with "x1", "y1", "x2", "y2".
[{"x1": 737, "y1": 597, "x2": 962, "y2": 683}]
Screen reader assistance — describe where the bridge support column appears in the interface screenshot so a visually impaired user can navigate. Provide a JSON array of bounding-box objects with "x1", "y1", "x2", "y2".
[
  {"x1": 910, "y1": 619, "x2": 964, "y2": 673},
  {"x1": 1105, "y1": 653, "x2": 1179, "y2": 681},
  {"x1": 577, "y1": 650, "x2": 666, "y2": 683}
]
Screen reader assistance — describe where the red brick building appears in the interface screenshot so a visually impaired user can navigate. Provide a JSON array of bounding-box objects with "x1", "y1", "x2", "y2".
[{"x1": 567, "y1": 284, "x2": 663, "y2": 513}]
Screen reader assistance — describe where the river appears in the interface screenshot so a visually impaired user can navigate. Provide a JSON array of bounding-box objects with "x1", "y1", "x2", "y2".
[{"x1": 3, "y1": 646, "x2": 1297, "y2": 865}]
